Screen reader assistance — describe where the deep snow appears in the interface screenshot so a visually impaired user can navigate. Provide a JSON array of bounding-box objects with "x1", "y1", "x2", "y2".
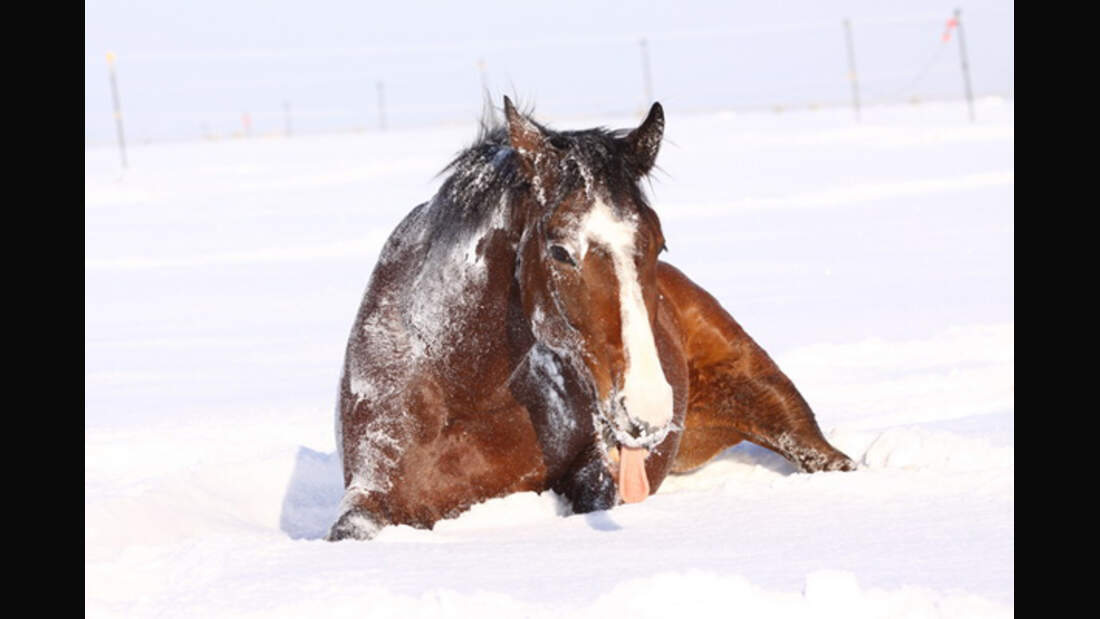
[{"x1": 85, "y1": 98, "x2": 1013, "y2": 617}]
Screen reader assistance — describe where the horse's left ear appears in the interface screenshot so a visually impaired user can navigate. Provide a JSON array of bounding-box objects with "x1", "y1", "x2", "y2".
[
  {"x1": 625, "y1": 102, "x2": 664, "y2": 176},
  {"x1": 503, "y1": 96, "x2": 544, "y2": 180}
]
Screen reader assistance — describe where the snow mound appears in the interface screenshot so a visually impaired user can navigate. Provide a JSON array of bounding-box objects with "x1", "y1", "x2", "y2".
[
  {"x1": 583, "y1": 570, "x2": 1011, "y2": 619},
  {"x1": 220, "y1": 570, "x2": 1010, "y2": 619},
  {"x1": 855, "y1": 426, "x2": 1013, "y2": 472}
]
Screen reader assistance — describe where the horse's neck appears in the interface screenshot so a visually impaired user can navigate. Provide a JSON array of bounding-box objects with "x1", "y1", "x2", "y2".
[{"x1": 398, "y1": 191, "x2": 531, "y2": 379}]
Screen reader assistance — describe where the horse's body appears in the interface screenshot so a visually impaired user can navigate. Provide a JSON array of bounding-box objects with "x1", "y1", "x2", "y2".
[{"x1": 329, "y1": 99, "x2": 853, "y2": 541}]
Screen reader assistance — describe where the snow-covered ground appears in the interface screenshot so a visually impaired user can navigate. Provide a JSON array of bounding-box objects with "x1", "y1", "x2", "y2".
[{"x1": 85, "y1": 98, "x2": 1013, "y2": 617}]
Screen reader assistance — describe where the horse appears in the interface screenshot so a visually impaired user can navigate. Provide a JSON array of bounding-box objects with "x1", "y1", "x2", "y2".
[{"x1": 328, "y1": 97, "x2": 854, "y2": 541}]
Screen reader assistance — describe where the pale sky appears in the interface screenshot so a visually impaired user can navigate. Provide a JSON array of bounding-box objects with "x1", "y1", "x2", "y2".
[{"x1": 85, "y1": 1, "x2": 1013, "y2": 143}]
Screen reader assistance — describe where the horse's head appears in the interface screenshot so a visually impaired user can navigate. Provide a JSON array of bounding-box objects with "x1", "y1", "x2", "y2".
[{"x1": 506, "y1": 97, "x2": 675, "y2": 459}]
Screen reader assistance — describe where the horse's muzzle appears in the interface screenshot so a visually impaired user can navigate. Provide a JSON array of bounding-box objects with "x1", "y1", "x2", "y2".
[{"x1": 600, "y1": 395, "x2": 678, "y2": 451}]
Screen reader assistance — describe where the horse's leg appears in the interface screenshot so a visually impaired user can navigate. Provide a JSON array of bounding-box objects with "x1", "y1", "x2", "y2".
[
  {"x1": 327, "y1": 394, "x2": 409, "y2": 541},
  {"x1": 511, "y1": 344, "x2": 621, "y2": 513},
  {"x1": 330, "y1": 376, "x2": 551, "y2": 541},
  {"x1": 328, "y1": 487, "x2": 385, "y2": 541},
  {"x1": 327, "y1": 372, "x2": 443, "y2": 541},
  {"x1": 671, "y1": 425, "x2": 749, "y2": 473},
  {"x1": 658, "y1": 263, "x2": 856, "y2": 474}
]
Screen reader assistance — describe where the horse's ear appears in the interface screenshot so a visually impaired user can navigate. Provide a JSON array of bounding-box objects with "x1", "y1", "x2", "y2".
[
  {"x1": 504, "y1": 96, "x2": 544, "y2": 178},
  {"x1": 625, "y1": 102, "x2": 664, "y2": 176}
]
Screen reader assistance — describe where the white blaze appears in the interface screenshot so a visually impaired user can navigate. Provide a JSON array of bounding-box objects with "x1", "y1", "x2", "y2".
[{"x1": 579, "y1": 200, "x2": 674, "y2": 431}]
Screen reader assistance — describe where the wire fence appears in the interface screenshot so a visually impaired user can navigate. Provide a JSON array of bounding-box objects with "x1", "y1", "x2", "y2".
[{"x1": 84, "y1": 8, "x2": 1013, "y2": 150}]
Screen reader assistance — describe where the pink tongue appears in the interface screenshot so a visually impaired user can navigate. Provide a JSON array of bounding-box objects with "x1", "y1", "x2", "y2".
[{"x1": 618, "y1": 446, "x2": 650, "y2": 503}]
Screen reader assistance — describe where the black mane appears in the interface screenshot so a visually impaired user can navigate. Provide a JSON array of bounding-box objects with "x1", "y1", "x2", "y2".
[{"x1": 433, "y1": 107, "x2": 654, "y2": 236}]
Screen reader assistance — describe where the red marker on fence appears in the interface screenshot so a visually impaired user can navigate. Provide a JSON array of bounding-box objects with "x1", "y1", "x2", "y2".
[
  {"x1": 950, "y1": 9, "x2": 975, "y2": 122},
  {"x1": 942, "y1": 17, "x2": 958, "y2": 42}
]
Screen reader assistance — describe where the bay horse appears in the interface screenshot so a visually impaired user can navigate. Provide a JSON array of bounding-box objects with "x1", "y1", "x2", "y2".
[{"x1": 328, "y1": 97, "x2": 854, "y2": 541}]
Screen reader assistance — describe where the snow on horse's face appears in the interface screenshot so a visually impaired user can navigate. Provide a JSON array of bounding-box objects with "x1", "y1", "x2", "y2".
[{"x1": 506, "y1": 99, "x2": 675, "y2": 455}]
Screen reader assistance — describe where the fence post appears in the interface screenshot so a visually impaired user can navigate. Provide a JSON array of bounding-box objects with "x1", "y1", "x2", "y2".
[
  {"x1": 377, "y1": 81, "x2": 388, "y2": 131},
  {"x1": 106, "y1": 52, "x2": 128, "y2": 169},
  {"x1": 477, "y1": 58, "x2": 489, "y2": 95},
  {"x1": 843, "y1": 19, "x2": 861, "y2": 122},
  {"x1": 953, "y1": 8, "x2": 976, "y2": 122},
  {"x1": 639, "y1": 37, "x2": 654, "y2": 106}
]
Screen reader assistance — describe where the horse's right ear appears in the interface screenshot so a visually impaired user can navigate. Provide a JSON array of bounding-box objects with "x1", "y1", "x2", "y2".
[
  {"x1": 504, "y1": 96, "x2": 544, "y2": 179},
  {"x1": 625, "y1": 102, "x2": 664, "y2": 176}
]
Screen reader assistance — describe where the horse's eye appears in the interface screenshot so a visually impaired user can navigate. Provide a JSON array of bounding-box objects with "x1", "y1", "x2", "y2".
[
  {"x1": 549, "y1": 245, "x2": 576, "y2": 266},
  {"x1": 660, "y1": 243, "x2": 668, "y2": 254}
]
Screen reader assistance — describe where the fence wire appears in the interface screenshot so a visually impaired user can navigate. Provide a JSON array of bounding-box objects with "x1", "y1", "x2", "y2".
[{"x1": 84, "y1": 10, "x2": 1013, "y2": 146}]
